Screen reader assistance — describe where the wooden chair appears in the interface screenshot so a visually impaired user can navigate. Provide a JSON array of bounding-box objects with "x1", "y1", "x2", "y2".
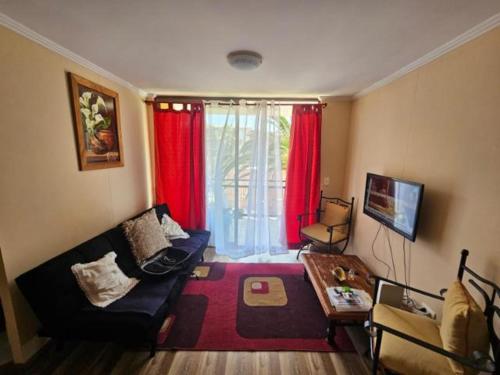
[
  {"x1": 368, "y1": 249, "x2": 498, "y2": 375},
  {"x1": 296, "y1": 191, "x2": 354, "y2": 259}
]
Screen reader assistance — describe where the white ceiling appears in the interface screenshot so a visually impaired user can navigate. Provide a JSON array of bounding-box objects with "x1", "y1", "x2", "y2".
[{"x1": 1, "y1": 0, "x2": 499, "y2": 96}]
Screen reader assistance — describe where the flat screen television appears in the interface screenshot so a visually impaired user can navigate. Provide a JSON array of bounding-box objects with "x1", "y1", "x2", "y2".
[{"x1": 363, "y1": 173, "x2": 424, "y2": 241}]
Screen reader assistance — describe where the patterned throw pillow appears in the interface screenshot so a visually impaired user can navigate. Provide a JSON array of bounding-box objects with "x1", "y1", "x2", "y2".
[
  {"x1": 122, "y1": 209, "x2": 171, "y2": 265},
  {"x1": 160, "y1": 214, "x2": 190, "y2": 240},
  {"x1": 71, "y1": 252, "x2": 139, "y2": 308}
]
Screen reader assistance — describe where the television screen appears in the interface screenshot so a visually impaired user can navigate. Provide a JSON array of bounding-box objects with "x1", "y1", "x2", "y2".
[{"x1": 363, "y1": 173, "x2": 424, "y2": 241}]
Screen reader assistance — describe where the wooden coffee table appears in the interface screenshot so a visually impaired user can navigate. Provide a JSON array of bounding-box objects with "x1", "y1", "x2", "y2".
[{"x1": 302, "y1": 253, "x2": 374, "y2": 345}]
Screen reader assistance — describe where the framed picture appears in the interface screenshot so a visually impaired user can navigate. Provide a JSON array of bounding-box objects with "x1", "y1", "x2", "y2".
[{"x1": 69, "y1": 73, "x2": 124, "y2": 170}]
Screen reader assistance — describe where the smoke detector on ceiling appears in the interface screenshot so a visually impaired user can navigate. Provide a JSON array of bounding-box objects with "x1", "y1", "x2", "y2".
[{"x1": 227, "y1": 50, "x2": 263, "y2": 70}]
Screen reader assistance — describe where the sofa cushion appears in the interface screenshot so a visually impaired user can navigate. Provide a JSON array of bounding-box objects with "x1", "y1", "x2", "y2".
[
  {"x1": 71, "y1": 252, "x2": 139, "y2": 308},
  {"x1": 71, "y1": 297, "x2": 172, "y2": 342},
  {"x1": 374, "y1": 303, "x2": 453, "y2": 375},
  {"x1": 123, "y1": 209, "x2": 171, "y2": 265},
  {"x1": 82, "y1": 274, "x2": 179, "y2": 316},
  {"x1": 72, "y1": 273, "x2": 189, "y2": 343}
]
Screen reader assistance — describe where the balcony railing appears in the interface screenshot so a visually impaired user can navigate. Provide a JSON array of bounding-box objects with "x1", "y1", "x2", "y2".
[
  {"x1": 210, "y1": 178, "x2": 286, "y2": 216},
  {"x1": 206, "y1": 178, "x2": 286, "y2": 252}
]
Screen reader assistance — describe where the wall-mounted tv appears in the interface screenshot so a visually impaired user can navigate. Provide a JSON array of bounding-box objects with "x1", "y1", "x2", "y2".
[{"x1": 363, "y1": 173, "x2": 424, "y2": 241}]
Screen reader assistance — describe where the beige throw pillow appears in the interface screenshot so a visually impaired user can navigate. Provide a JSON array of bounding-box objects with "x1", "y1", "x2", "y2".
[
  {"x1": 160, "y1": 214, "x2": 190, "y2": 240},
  {"x1": 123, "y1": 209, "x2": 171, "y2": 265},
  {"x1": 321, "y1": 202, "x2": 350, "y2": 232},
  {"x1": 71, "y1": 252, "x2": 139, "y2": 308}
]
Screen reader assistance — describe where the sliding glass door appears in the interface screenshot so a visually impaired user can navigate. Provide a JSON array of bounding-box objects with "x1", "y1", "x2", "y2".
[{"x1": 205, "y1": 101, "x2": 290, "y2": 258}]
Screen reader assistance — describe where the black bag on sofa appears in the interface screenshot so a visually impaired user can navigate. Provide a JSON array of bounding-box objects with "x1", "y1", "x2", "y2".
[{"x1": 140, "y1": 247, "x2": 192, "y2": 276}]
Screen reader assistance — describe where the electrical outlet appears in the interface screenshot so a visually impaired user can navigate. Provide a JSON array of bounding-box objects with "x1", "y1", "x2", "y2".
[{"x1": 324, "y1": 177, "x2": 330, "y2": 186}]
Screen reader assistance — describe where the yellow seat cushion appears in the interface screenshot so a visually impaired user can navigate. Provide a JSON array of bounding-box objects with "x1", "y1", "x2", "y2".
[
  {"x1": 373, "y1": 304, "x2": 454, "y2": 375},
  {"x1": 440, "y1": 281, "x2": 489, "y2": 375},
  {"x1": 300, "y1": 223, "x2": 348, "y2": 244},
  {"x1": 321, "y1": 201, "x2": 350, "y2": 232}
]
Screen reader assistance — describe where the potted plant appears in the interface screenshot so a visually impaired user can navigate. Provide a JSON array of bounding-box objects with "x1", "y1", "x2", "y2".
[{"x1": 79, "y1": 92, "x2": 115, "y2": 154}]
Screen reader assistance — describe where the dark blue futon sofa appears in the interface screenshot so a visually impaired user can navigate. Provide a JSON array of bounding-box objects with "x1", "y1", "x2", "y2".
[{"x1": 16, "y1": 204, "x2": 209, "y2": 356}]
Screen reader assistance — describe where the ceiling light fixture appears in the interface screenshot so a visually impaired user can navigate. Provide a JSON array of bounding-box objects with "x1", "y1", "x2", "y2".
[{"x1": 227, "y1": 50, "x2": 263, "y2": 71}]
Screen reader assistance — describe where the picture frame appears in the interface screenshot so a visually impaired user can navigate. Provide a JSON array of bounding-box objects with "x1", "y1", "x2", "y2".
[{"x1": 69, "y1": 73, "x2": 124, "y2": 170}]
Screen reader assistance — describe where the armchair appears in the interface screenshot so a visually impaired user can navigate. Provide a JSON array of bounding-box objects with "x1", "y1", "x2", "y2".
[
  {"x1": 368, "y1": 249, "x2": 498, "y2": 375},
  {"x1": 297, "y1": 191, "x2": 354, "y2": 259}
]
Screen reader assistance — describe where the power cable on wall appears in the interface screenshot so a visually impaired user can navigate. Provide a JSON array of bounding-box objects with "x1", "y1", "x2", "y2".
[
  {"x1": 372, "y1": 223, "x2": 418, "y2": 307},
  {"x1": 371, "y1": 223, "x2": 391, "y2": 278},
  {"x1": 384, "y1": 226, "x2": 398, "y2": 282},
  {"x1": 401, "y1": 236, "x2": 416, "y2": 308}
]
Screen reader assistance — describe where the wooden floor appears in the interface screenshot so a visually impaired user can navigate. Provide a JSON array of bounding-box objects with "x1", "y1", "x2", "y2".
[
  {"x1": 3, "y1": 249, "x2": 371, "y2": 374},
  {"x1": 6, "y1": 341, "x2": 370, "y2": 375}
]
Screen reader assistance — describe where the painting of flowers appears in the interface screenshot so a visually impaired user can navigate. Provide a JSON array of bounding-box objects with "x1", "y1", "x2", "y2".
[{"x1": 69, "y1": 73, "x2": 124, "y2": 170}]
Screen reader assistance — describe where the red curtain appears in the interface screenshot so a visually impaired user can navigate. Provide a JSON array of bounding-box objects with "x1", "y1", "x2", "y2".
[
  {"x1": 284, "y1": 104, "x2": 322, "y2": 247},
  {"x1": 154, "y1": 102, "x2": 206, "y2": 229}
]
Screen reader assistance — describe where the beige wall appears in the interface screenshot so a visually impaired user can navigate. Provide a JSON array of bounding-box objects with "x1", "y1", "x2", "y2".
[
  {"x1": 343, "y1": 27, "x2": 500, "y2": 312},
  {"x1": 320, "y1": 98, "x2": 352, "y2": 198},
  {"x1": 2, "y1": 16, "x2": 499, "y2": 364},
  {"x1": 0, "y1": 26, "x2": 152, "y2": 362}
]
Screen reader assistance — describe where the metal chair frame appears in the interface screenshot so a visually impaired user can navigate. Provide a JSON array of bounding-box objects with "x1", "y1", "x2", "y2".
[
  {"x1": 296, "y1": 191, "x2": 354, "y2": 259},
  {"x1": 368, "y1": 249, "x2": 498, "y2": 374}
]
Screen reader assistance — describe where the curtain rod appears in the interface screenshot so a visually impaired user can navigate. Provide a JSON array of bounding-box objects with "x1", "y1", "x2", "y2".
[{"x1": 150, "y1": 95, "x2": 325, "y2": 106}]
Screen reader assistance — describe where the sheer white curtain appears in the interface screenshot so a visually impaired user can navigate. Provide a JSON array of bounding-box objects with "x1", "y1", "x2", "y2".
[{"x1": 205, "y1": 100, "x2": 287, "y2": 258}]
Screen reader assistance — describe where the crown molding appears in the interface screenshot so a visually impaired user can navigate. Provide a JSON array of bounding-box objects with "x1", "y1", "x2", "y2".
[
  {"x1": 0, "y1": 12, "x2": 146, "y2": 97},
  {"x1": 2, "y1": 9, "x2": 499, "y2": 100},
  {"x1": 355, "y1": 12, "x2": 500, "y2": 98},
  {"x1": 319, "y1": 95, "x2": 353, "y2": 102}
]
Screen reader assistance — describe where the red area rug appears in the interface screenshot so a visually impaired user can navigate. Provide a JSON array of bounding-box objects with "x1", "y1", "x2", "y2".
[{"x1": 158, "y1": 263, "x2": 354, "y2": 352}]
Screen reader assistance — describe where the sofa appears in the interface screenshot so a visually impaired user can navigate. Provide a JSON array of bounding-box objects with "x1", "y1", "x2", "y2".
[{"x1": 16, "y1": 204, "x2": 210, "y2": 356}]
